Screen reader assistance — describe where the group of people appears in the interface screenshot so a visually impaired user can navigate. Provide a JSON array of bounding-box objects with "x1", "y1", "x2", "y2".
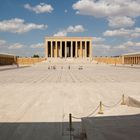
[
  {"x1": 78, "y1": 66, "x2": 83, "y2": 70},
  {"x1": 48, "y1": 66, "x2": 56, "y2": 70},
  {"x1": 48, "y1": 65, "x2": 83, "y2": 70},
  {"x1": 48, "y1": 65, "x2": 71, "y2": 70}
]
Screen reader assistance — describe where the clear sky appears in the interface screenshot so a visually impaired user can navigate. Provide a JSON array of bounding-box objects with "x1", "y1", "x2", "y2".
[{"x1": 0, "y1": 0, "x2": 140, "y2": 57}]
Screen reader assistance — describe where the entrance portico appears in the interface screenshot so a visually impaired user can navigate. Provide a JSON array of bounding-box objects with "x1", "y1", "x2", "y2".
[{"x1": 45, "y1": 37, "x2": 92, "y2": 59}]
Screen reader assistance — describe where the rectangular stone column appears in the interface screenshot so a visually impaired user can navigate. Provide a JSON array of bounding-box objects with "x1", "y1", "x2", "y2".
[
  {"x1": 124, "y1": 57, "x2": 125, "y2": 64},
  {"x1": 80, "y1": 41, "x2": 82, "y2": 58},
  {"x1": 75, "y1": 41, "x2": 77, "y2": 58},
  {"x1": 65, "y1": 41, "x2": 67, "y2": 58},
  {"x1": 51, "y1": 41, "x2": 53, "y2": 58},
  {"x1": 90, "y1": 41, "x2": 92, "y2": 58},
  {"x1": 56, "y1": 41, "x2": 58, "y2": 58},
  {"x1": 122, "y1": 56, "x2": 124, "y2": 64},
  {"x1": 71, "y1": 41, "x2": 73, "y2": 58},
  {"x1": 85, "y1": 41, "x2": 87, "y2": 58},
  {"x1": 134, "y1": 57, "x2": 135, "y2": 64}
]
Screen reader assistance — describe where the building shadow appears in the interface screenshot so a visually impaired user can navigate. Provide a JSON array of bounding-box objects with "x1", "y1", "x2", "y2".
[
  {"x1": 0, "y1": 114, "x2": 140, "y2": 140},
  {"x1": 0, "y1": 121, "x2": 81, "y2": 140},
  {"x1": 82, "y1": 114, "x2": 140, "y2": 140}
]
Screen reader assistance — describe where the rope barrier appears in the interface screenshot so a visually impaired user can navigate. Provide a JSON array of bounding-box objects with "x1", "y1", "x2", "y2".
[
  {"x1": 65, "y1": 94, "x2": 127, "y2": 139},
  {"x1": 71, "y1": 94, "x2": 126, "y2": 120},
  {"x1": 72, "y1": 116, "x2": 81, "y2": 120},
  {"x1": 102, "y1": 99, "x2": 122, "y2": 108},
  {"x1": 65, "y1": 94, "x2": 128, "y2": 140},
  {"x1": 72, "y1": 104, "x2": 100, "y2": 120},
  {"x1": 87, "y1": 104, "x2": 99, "y2": 117}
]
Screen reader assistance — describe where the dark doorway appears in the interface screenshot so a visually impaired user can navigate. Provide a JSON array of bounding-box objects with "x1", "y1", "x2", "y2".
[
  {"x1": 77, "y1": 41, "x2": 80, "y2": 57},
  {"x1": 48, "y1": 41, "x2": 51, "y2": 57},
  {"x1": 87, "y1": 41, "x2": 90, "y2": 57},
  {"x1": 73, "y1": 42, "x2": 76, "y2": 57},
  {"x1": 57, "y1": 42, "x2": 60, "y2": 57},
  {"x1": 62, "y1": 42, "x2": 65, "y2": 58}
]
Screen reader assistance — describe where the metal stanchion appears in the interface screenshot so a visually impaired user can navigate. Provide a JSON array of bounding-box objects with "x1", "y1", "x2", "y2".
[
  {"x1": 98, "y1": 101, "x2": 104, "y2": 114},
  {"x1": 121, "y1": 94, "x2": 126, "y2": 105},
  {"x1": 69, "y1": 113, "x2": 74, "y2": 140}
]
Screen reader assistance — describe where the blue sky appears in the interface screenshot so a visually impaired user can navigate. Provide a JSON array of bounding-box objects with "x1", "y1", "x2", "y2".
[{"x1": 0, "y1": 0, "x2": 140, "y2": 57}]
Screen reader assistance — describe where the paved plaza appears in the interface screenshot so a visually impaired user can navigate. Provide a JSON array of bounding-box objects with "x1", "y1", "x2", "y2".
[{"x1": 0, "y1": 61, "x2": 140, "y2": 140}]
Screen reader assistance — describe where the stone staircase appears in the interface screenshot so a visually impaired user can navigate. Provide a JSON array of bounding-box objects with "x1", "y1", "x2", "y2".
[{"x1": 42, "y1": 58, "x2": 95, "y2": 65}]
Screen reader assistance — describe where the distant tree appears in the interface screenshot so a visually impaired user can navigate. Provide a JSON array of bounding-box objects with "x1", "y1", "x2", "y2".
[{"x1": 33, "y1": 54, "x2": 40, "y2": 58}]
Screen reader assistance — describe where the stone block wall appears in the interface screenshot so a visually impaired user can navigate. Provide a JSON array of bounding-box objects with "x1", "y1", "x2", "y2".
[
  {"x1": 17, "y1": 58, "x2": 46, "y2": 65},
  {"x1": 93, "y1": 57, "x2": 122, "y2": 64}
]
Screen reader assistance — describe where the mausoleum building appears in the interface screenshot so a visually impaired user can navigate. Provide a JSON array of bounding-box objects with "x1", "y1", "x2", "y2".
[{"x1": 45, "y1": 37, "x2": 92, "y2": 59}]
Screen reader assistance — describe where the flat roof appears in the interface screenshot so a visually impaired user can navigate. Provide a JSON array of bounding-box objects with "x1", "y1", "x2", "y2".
[
  {"x1": 0, "y1": 53, "x2": 16, "y2": 57},
  {"x1": 45, "y1": 36, "x2": 93, "y2": 40},
  {"x1": 122, "y1": 52, "x2": 140, "y2": 56}
]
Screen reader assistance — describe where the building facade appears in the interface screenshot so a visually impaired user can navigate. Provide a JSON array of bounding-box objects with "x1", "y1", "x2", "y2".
[
  {"x1": 122, "y1": 52, "x2": 140, "y2": 65},
  {"x1": 0, "y1": 53, "x2": 17, "y2": 65},
  {"x1": 45, "y1": 37, "x2": 92, "y2": 59}
]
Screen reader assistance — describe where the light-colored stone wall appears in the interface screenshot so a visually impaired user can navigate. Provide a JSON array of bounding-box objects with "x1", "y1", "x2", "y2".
[
  {"x1": 94, "y1": 57, "x2": 122, "y2": 64},
  {"x1": 17, "y1": 58, "x2": 46, "y2": 65}
]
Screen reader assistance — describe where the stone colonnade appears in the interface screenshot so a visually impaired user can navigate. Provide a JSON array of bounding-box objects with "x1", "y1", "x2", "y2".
[
  {"x1": 123, "y1": 55, "x2": 140, "y2": 64},
  {"x1": 45, "y1": 37, "x2": 92, "y2": 58}
]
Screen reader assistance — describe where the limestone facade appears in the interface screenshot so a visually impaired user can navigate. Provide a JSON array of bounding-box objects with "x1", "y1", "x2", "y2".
[
  {"x1": 0, "y1": 53, "x2": 17, "y2": 65},
  {"x1": 122, "y1": 52, "x2": 140, "y2": 65},
  {"x1": 45, "y1": 37, "x2": 92, "y2": 58}
]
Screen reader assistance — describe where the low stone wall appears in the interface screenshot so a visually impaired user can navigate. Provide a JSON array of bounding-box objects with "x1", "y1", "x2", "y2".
[
  {"x1": 17, "y1": 58, "x2": 46, "y2": 65},
  {"x1": 93, "y1": 57, "x2": 122, "y2": 64}
]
